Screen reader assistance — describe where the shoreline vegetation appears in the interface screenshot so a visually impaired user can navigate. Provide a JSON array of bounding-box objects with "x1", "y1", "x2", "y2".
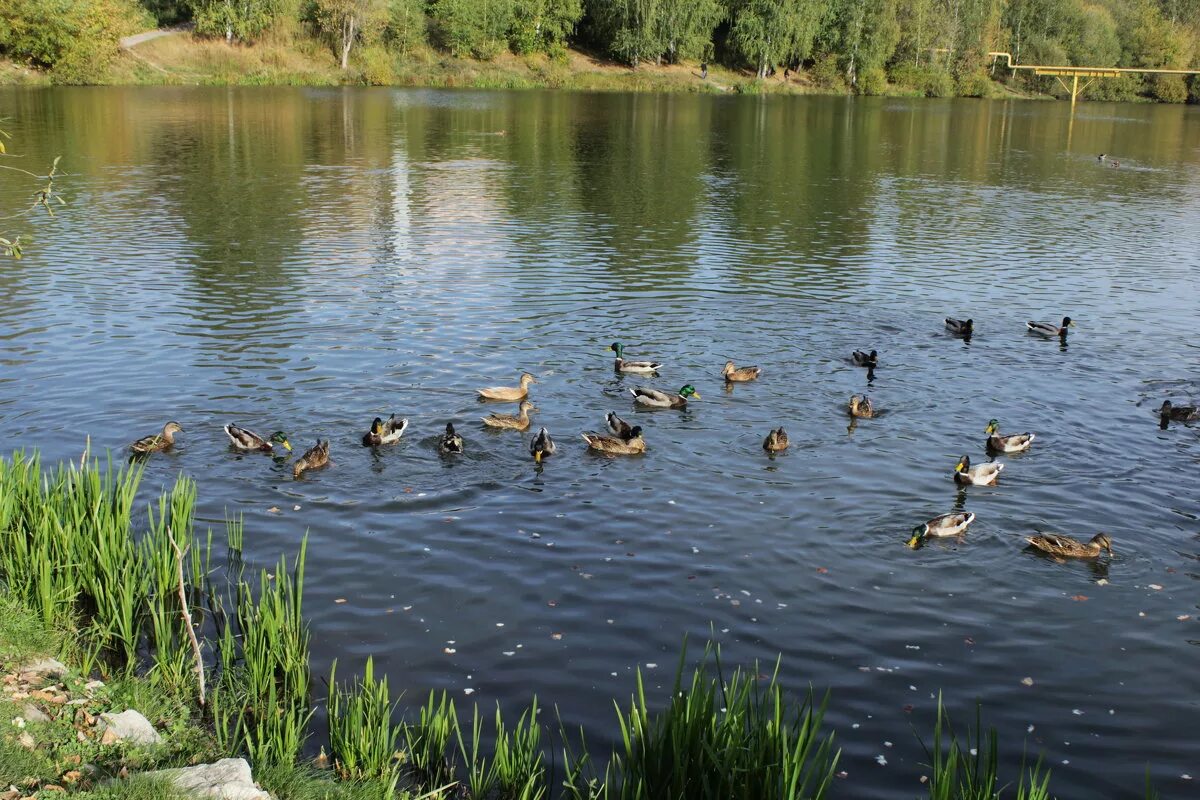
[
  {"x1": 0, "y1": 451, "x2": 1165, "y2": 798},
  {"x1": 1, "y1": 1, "x2": 1198, "y2": 102}
]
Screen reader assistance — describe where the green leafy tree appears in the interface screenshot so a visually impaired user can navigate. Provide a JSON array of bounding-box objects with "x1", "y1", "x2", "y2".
[
  {"x1": 384, "y1": 0, "x2": 429, "y2": 53},
  {"x1": 0, "y1": 0, "x2": 147, "y2": 83},
  {"x1": 510, "y1": 0, "x2": 583, "y2": 55},
  {"x1": 586, "y1": 0, "x2": 660, "y2": 65},
  {"x1": 821, "y1": 0, "x2": 900, "y2": 88},
  {"x1": 192, "y1": 0, "x2": 278, "y2": 42},
  {"x1": 430, "y1": 0, "x2": 517, "y2": 59},
  {"x1": 731, "y1": 0, "x2": 827, "y2": 78},
  {"x1": 309, "y1": 0, "x2": 387, "y2": 68},
  {"x1": 653, "y1": 0, "x2": 724, "y2": 63}
]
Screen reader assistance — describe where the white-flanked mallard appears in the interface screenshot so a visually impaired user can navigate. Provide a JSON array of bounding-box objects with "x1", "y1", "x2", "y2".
[
  {"x1": 530, "y1": 427, "x2": 555, "y2": 463},
  {"x1": 606, "y1": 412, "x2": 635, "y2": 440},
  {"x1": 945, "y1": 318, "x2": 973, "y2": 337},
  {"x1": 1027, "y1": 317, "x2": 1074, "y2": 337},
  {"x1": 763, "y1": 427, "x2": 789, "y2": 452},
  {"x1": 1025, "y1": 532, "x2": 1113, "y2": 559},
  {"x1": 610, "y1": 342, "x2": 662, "y2": 374},
  {"x1": 130, "y1": 422, "x2": 184, "y2": 454},
  {"x1": 477, "y1": 373, "x2": 536, "y2": 401},
  {"x1": 907, "y1": 512, "x2": 976, "y2": 547},
  {"x1": 293, "y1": 440, "x2": 329, "y2": 479},
  {"x1": 722, "y1": 361, "x2": 761, "y2": 382},
  {"x1": 1159, "y1": 400, "x2": 1198, "y2": 422},
  {"x1": 482, "y1": 400, "x2": 535, "y2": 431},
  {"x1": 362, "y1": 415, "x2": 409, "y2": 447},
  {"x1": 582, "y1": 427, "x2": 645, "y2": 455},
  {"x1": 440, "y1": 423, "x2": 464, "y2": 454},
  {"x1": 224, "y1": 424, "x2": 291, "y2": 453},
  {"x1": 852, "y1": 349, "x2": 878, "y2": 368},
  {"x1": 985, "y1": 419, "x2": 1035, "y2": 453},
  {"x1": 631, "y1": 384, "x2": 699, "y2": 409},
  {"x1": 848, "y1": 394, "x2": 875, "y2": 419},
  {"x1": 953, "y1": 455, "x2": 1003, "y2": 486}
]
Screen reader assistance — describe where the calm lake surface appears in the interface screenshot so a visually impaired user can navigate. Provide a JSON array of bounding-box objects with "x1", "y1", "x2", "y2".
[{"x1": 1, "y1": 87, "x2": 1198, "y2": 797}]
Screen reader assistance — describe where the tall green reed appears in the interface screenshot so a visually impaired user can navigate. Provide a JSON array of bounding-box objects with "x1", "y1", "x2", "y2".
[{"x1": 327, "y1": 656, "x2": 402, "y2": 792}]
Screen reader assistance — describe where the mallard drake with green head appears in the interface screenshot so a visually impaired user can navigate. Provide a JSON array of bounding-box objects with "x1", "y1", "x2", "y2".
[
  {"x1": 224, "y1": 424, "x2": 291, "y2": 453},
  {"x1": 610, "y1": 342, "x2": 662, "y2": 374},
  {"x1": 852, "y1": 350, "x2": 878, "y2": 368},
  {"x1": 530, "y1": 427, "x2": 555, "y2": 463},
  {"x1": 293, "y1": 440, "x2": 329, "y2": 478},
  {"x1": 1027, "y1": 317, "x2": 1074, "y2": 337},
  {"x1": 907, "y1": 512, "x2": 976, "y2": 548},
  {"x1": 582, "y1": 427, "x2": 645, "y2": 455},
  {"x1": 722, "y1": 361, "x2": 761, "y2": 382},
  {"x1": 1025, "y1": 532, "x2": 1112, "y2": 559},
  {"x1": 631, "y1": 384, "x2": 699, "y2": 409},
  {"x1": 362, "y1": 415, "x2": 409, "y2": 447},
  {"x1": 953, "y1": 455, "x2": 1003, "y2": 486},
  {"x1": 945, "y1": 318, "x2": 973, "y2": 337},
  {"x1": 130, "y1": 422, "x2": 184, "y2": 454},
  {"x1": 482, "y1": 400, "x2": 535, "y2": 431},
  {"x1": 606, "y1": 412, "x2": 635, "y2": 440},
  {"x1": 985, "y1": 420, "x2": 1034, "y2": 453},
  {"x1": 439, "y1": 423, "x2": 464, "y2": 454},
  {"x1": 1159, "y1": 400, "x2": 1198, "y2": 422},
  {"x1": 477, "y1": 373, "x2": 536, "y2": 402},
  {"x1": 763, "y1": 427, "x2": 789, "y2": 452},
  {"x1": 848, "y1": 395, "x2": 875, "y2": 419}
]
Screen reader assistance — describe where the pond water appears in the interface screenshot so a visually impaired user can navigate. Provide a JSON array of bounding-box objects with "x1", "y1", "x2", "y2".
[{"x1": 1, "y1": 87, "x2": 1198, "y2": 797}]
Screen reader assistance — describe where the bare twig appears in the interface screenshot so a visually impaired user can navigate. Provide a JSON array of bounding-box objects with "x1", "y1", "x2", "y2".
[{"x1": 168, "y1": 527, "x2": 206, "y2": 707}]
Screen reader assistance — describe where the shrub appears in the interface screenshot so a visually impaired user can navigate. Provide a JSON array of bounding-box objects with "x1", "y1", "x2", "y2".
[
  {"x1": 811, "y1": 53, "x2": 844, "y2": 91},
  {"x1": 357, "y1": 43, "x2": 395, "y2": 84},
  {"x1": 430, "y1": 0, "x2": 515, "y2": 59},
  {"x1": 1152, "y1": 73, "x2": 1187, "y2": 103},
  {"x1": 956, "y1": 68, "x2": 994, "y2": 98},
  {"x1": 857, "y1": 66, "x2": 887, "y2": 96},
  {"x1": 890, "y1": 63, "x2": 954, "y2": 98},
  {"x1": 0, "y1": 0, "x2": 147, "y2": 83},
  {"x1": 385, "y1": 0, "x2": 427, "y2": 53}
]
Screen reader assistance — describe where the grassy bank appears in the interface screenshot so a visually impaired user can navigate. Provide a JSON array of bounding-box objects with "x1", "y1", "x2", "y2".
[{"x1": 0, "y1": 452, "x2": 1153, "y2": 798}]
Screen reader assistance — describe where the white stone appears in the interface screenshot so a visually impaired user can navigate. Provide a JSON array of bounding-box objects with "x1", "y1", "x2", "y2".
[
  {"x1": 98, "y1": 710, "x2": 162, "y2": 745},
  {"x1": 20, "y1": 704, "x2": 51, "y2": 724},
  {"x1": 20, "y1": 658, "x2": 68, "y2": 679},
  {"x1": 146, "y1": 758, "x2": 270, "y2": 800}
]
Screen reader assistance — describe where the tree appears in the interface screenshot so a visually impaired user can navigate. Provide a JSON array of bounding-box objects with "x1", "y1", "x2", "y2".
[
  {"x1": 310, "y1": 0, "x2": 386, "y2": 68},
  {"x1": 430, "y1": 0, "x2": 517, "y2": 59},
  {"x1": 653, "y1": 0, "x2": 724, "y2": 63},
  {"x1": 192, "y1": 0, "x2": 278, "y2": 42},
  {"x1": 510, "y1": 0, "x2": 583, "y2": 55},
  {"x1": 821, "y1": 0, "x2": 900, "y2": 87},
  {"x1": 730, "y1": 0, "x2": 827, "y2": 78},
  {"x1": 384, "y1": 0, "x2": 428, "y2": 53}
]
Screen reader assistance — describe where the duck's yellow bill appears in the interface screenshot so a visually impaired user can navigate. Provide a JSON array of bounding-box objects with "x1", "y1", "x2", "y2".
[
  {"x1": 907, "y1": 536, "x2": 922, "y2": 549},
  {"x1": 692, "y1": 392, "x2": 701, "y2": 400},
  {"x1": 283, "y1": 441, "x2": 292, "y2": 452},
  {"x1": 954, "y1": 462, "x2": 964, "y2": 471},
  {"x1": 535, "y1": 451, "x2": 542, "y2": 464}
]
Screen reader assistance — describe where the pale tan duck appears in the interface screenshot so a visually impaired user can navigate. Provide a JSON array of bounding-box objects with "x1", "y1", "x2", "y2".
[
  {"x1": 477, "y1": 372, "x2": 536, "y2": 401},
  {"x1": 482, "y1": 400, "x2": 536, "y2": 431}
]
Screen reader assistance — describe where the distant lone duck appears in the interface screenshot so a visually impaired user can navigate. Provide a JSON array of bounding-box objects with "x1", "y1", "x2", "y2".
[
  {"x1": 610, "y1": 342, "x2": 662, "y2": 374},
  {"x1": 945, "y1": 317, "x2": 973, "y2": 337},
  {"x1": 907, "y1": 512, "x2": 976, "y2": 548},
  {"x1": 762, "y1": 427, "x2": 789, "y2": 452},
  {"x1": 362, "y1": 415, "x2": 408, "y2": 447},
  {"x1": 292, "y1": 440, "x2": 329, "y2": 478},
  {"x1": 439, "y1": 423, "x2": 464, "y2": 454},
  {"x1": 583, "y1": 427, "x2": 645, "y2": 455},
  {"x1": 985, "y1": 419, "x2": 1035, "y2": 453},
  {"x1": 224, "y1": 424, "x2": 290, "y2": 454},
  {"x1": 130, "y1": 421, "x2": 184, "y2": 454},
  {"x1": 1098, "y1": 153, "x2": 1107, "y2": 162},
  {"x1": 852, "y1": 350, "x2": 878, "y2": 368},
  {"x1": 482, "y1": 400, "x2": 535, "y2": 431},
  {"x1": 606, "y1": 411, "x2": 636, "y2": 440},
  {"x1": 953, "y1": 454, "x2": 1003, "y2": 486},
  {"x1": 1159, "y1": 400, "x2": 1199, "y2": 422},
  {"x1": 631, "y1": 384, "x2": 699, "y2": 409},
  {"x1": 1026, "y1": 532, "x2": 1113, "y2": 559},
  {"x1": 530, "y1": 427, "x2": 555, "y2": 464},
  {"x1": 1027, "y1": 317, "x2": 1074, "y2": 337},
  {"x1": 722, "y1": 360, "x2": 761, "y2": 382},
  {"x1": 848, "y1": 394, "x2": 875, "y2": 419},
  {"x1": 477, "y1": 373, "x2": 536, "y2": 402}
]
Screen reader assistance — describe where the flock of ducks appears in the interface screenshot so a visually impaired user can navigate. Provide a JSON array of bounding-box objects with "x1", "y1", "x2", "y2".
[{"x1": 127, "y1": 322, "x2": 1195, "y2": 561}]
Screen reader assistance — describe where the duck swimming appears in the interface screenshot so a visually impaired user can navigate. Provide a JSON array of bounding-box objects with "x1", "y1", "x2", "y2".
[
  {"x1": 610, "y1": 342, "x2": 662, "y2": 374},
  {"x1": 631, "y1": 384, "x2": 699, "y2": 409},
  {"x1": 1025, "y1": 532, "x2": 1112, "y2": 559},
  {"x1": 985, "y1": 420, "x2": 1035, "y2": 453},
  {"x1": 1159, "y1": 400, "x2": 1198, "y2": 422},
  {"x1": 530, "y1": 427, "x2": 555, "y2": 463},
  {"x1": 439, "y1": 423, "x2": 465, "y2": 454},
  {"x1": 606, "y1": 411, "x2": 636, "y2": 440},
  {"x1": 477, "y1": 373, "x2": 536, "y2": 402},
  {"x1": 292, "y1": 440, "x2": 329, "y2": 478},
  {"x1": 762, "y1": 427, "x2": 789, "y2": 452},
  {"x1": 130, "y1": 422, "x2": 184, "y2": 454},
  {"x1": 224, "y1": 424, "x2": 290, "y2": 453},
  {"x1": 482, "y1": 400, "x2": 535, "y2": 431},
  {"x1": 907, "y1": 512, "x2": 976, "y2": 548},
  {"x1": 848, "y1": 395, "x2": 874, "y2": 419},
  {"x1": 582, "y1": 427, "x2": 646, "y2": 455},
  {"x1": 945, "y1": 318, "x2": 973, "y2": 337},
  {"x1": 722, "y1": 361, "x2": 761, "y2": 382},
  {"x1": 953, "y1": 454, "x2": 1003, "y2": 486},
  {"x1": 361, "y1": 415, "x2": 408, "y2": 447},
  {"x1": 852, "y1": 350, "x2": 878, "y2": 368},
  {"x1": 1027, "y1": 317, "x2": 1074, "y2": 337}
]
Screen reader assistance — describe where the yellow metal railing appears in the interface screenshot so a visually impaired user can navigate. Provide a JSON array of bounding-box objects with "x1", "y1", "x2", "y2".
[{"x1": 988, "y1": 52, "x2": 1200, "y2": 106}]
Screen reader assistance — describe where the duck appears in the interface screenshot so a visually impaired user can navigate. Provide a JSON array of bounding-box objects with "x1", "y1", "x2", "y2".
[
  {"x1": 362, "y1": 415, "x2": 408, "y2": 447},
  {"x1": 477, "y1": 373, "x2": 536, "y2": 401},
  {"x1": 482, "y1": 400, "x2": 535, "y2": 431},
  {"x1": 945, "y1": 318, "x2": 973, "y2": 337},
  {"x1": 852, "y1": 350, "x2": 878, "y2": 368},
  {"x1": 292, "y1": 440, "x2": 329, "y2": 478},
  {"x1": 582, "y1": 427, "x2": 646, "y2": 455},
  {"x1": 439, "y1": 423, "x2": 465, "y2": 454},
  {"x1": 631, "y1": 384, "x2": 699, "y2": 409},
  {"x1": 1027, "y1": 317, "x2": 1074, "y2": 337},
  {"x1": 907, "y1": 512, "x2": 976, "y2": 547},
  {"x1": 130, "y1": 421, "x2": 184, "y2": 454},
  {"x1": 762, "y1": 427, "x2": 789, "y2": 452},
  {"x1": 848, "y1": 395, "x2": 875, "y2": 419},
  {"x1": 223, "y1": 424, "x2": 290, "y2": 453},
  {"x1": 722, "y1": 361, "x2": 761, "y2": 382},
  {"x1": 530, "y1": 427, "x2": 555, "y2": 464},
  {"x1": 610, "y1": 342, "x2": 662, "y2": 374},
  {"x1": 1097, "y1": 153, "x2": 1107, "y2": 162},
  {"x1": 1159, "y1": 400, "x2": 1199, "y2": 422},
  {"x1": 606, "y1": 411, "x2": 635, "y2": 440},
  {"x1": 985, "y1": 419, "x2": 1035, "y2": 453},
  {"x1": 953, "y1": 454, "x2": 1003, "y2": 486},
  {"x1": 1025, "y1": 532, "x2": 1113, "y2": 559}
]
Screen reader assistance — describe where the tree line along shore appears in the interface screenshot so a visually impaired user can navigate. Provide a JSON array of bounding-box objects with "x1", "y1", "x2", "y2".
[{"x1": 1, "y1": 0, "x2": 1198, "y2": 101}]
